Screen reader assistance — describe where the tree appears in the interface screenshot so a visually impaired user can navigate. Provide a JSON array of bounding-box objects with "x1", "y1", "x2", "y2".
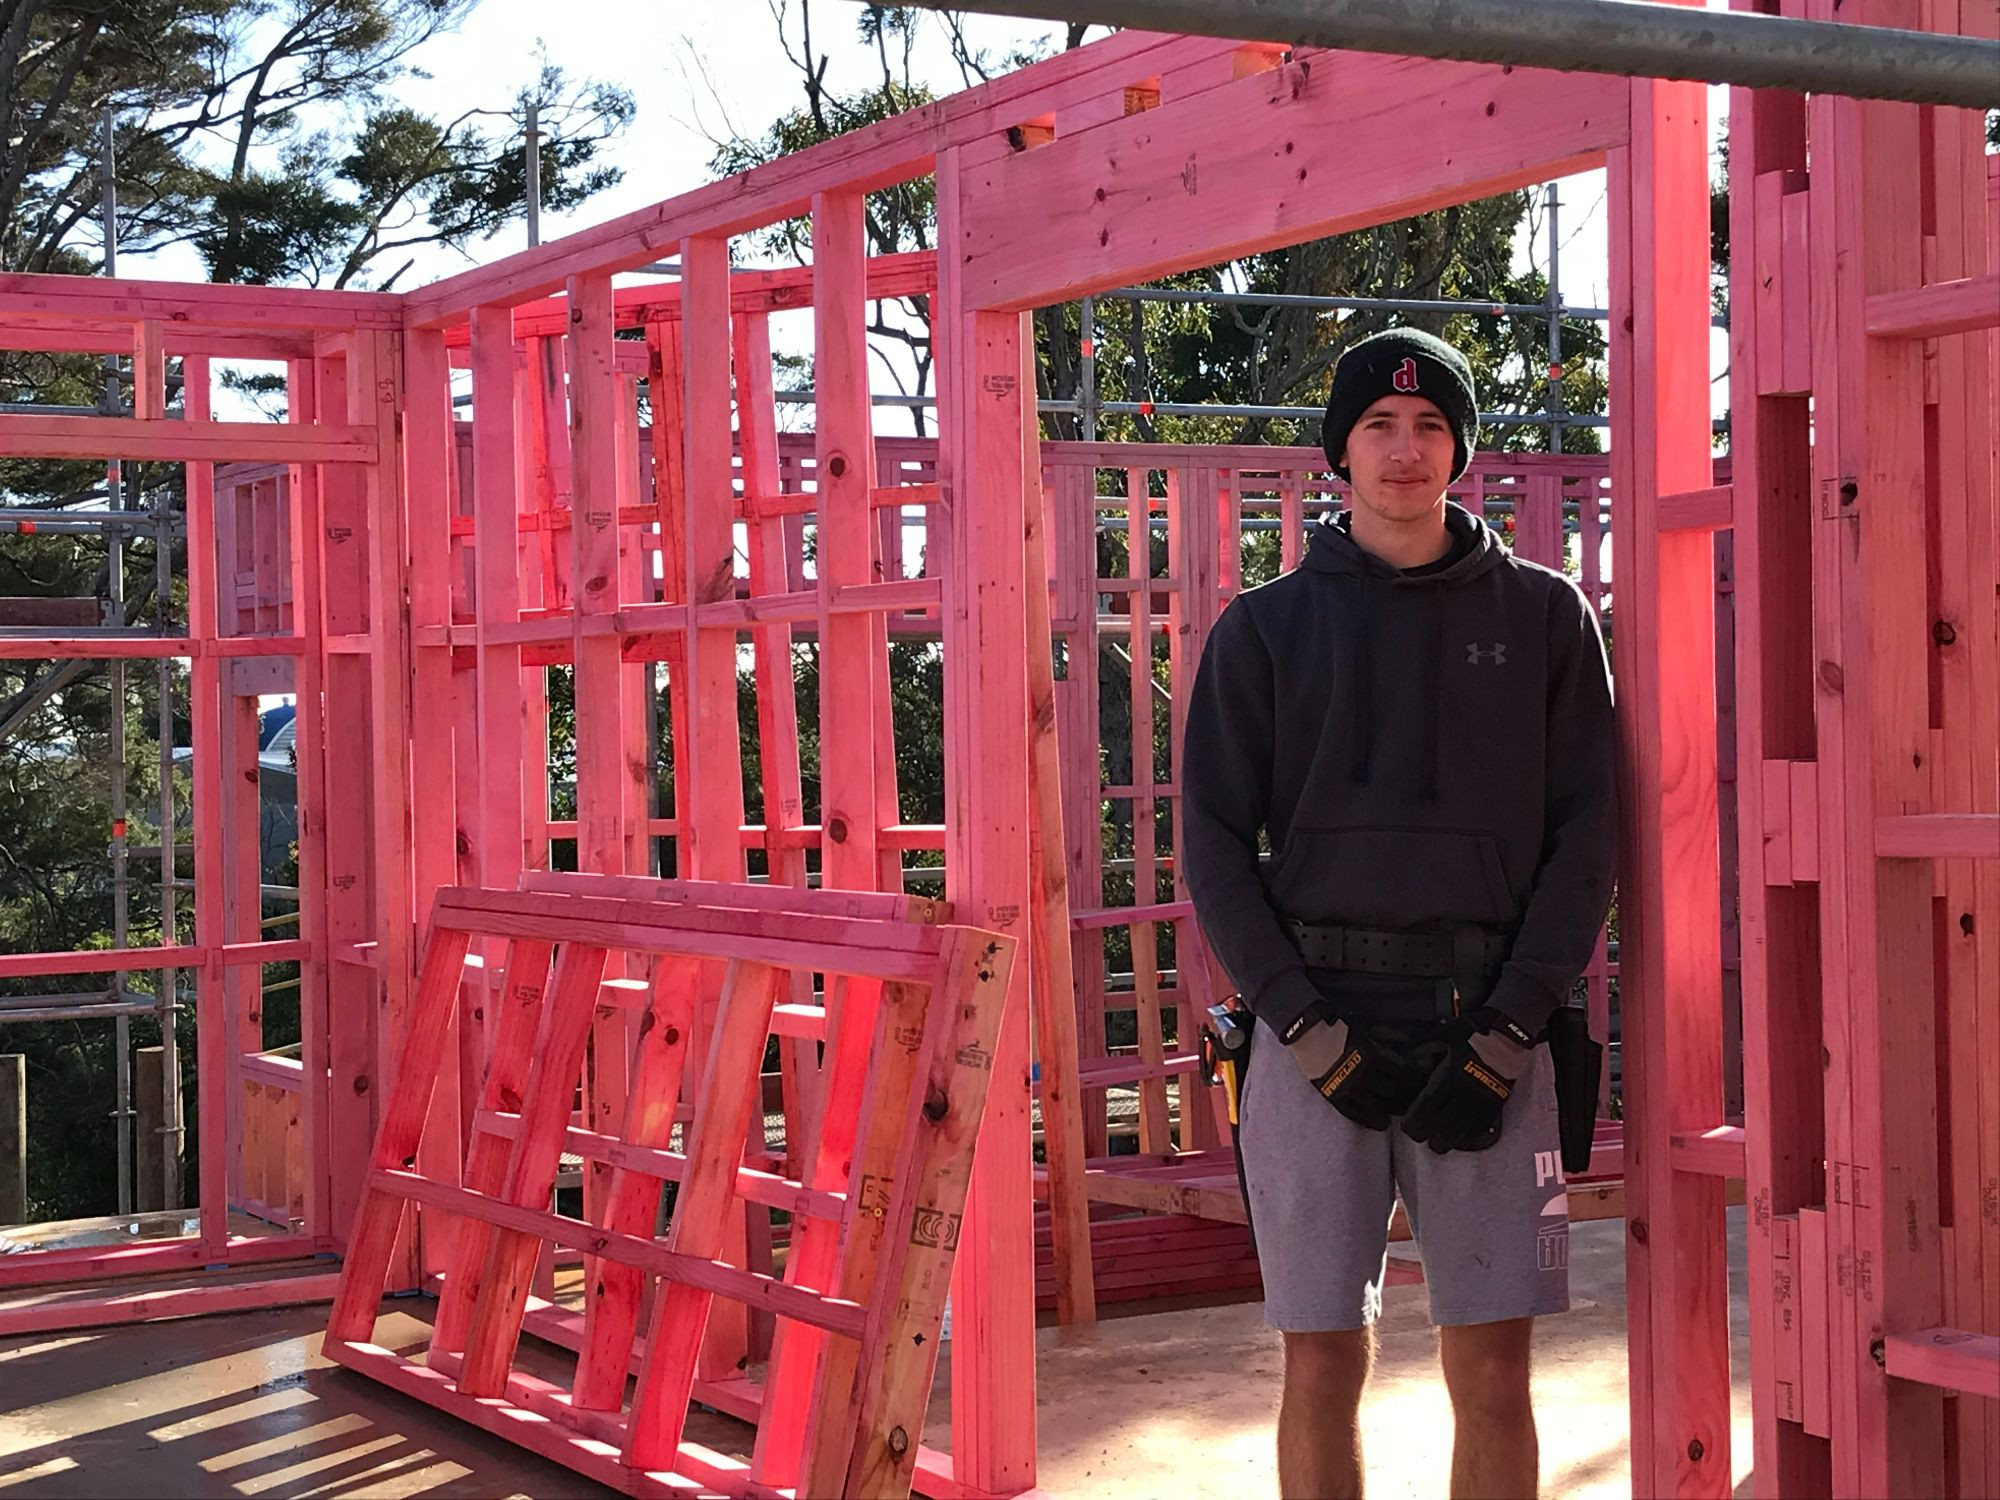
[{"x1": 3, "y1": 3, "x2": 632, "y2": 284}]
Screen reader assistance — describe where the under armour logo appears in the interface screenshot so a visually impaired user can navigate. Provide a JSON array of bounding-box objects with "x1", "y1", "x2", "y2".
[
  {"x1": 1466, "y1": 642, "x2": 1508, "y2": 665},
  {"x1": 1391, "y1": 356, "x2": 1420, "y2": 393}
]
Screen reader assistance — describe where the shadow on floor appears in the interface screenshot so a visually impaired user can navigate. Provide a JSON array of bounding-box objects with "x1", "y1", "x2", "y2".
[{"x1": 0, "y1": 1213, "x2": 1755, "y2": 1498}]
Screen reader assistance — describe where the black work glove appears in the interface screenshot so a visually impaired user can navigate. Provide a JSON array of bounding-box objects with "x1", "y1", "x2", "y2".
[
  {"x1": 1399, "y1": 1007, "x2": 1536, "y2": 1155},
  {"x1": 1285, "y1": 1013, "x2": 1433, "y2": 1132}
]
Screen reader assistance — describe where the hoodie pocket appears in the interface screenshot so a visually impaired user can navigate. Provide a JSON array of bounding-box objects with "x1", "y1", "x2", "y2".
[{"x1": 1268, "y1": 825, "x2": 1515, "y2": 928}]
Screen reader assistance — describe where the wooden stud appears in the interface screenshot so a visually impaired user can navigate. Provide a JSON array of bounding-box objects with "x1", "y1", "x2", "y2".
[
  {"x1": 322, "y1": 919, "x2": 476, "y2": 1341},
  {"x1": 405, "y1": 327, "x2": 466, "y2": 1279},
  {"x1": 937, "y1": 144, "x2": 1038, "y2": 1492},
  {"x1": 470, "y1": 305, "x2": 527, "y2": 894},
  {"x1": 1608, "y1": 53, "x2": 1732, "y2": 1492},
  {"x1": 1022, "y1": 434, "x2": 1097, "y2": 1326},
  {"x1": 1804, "y1": 3, "x2": 1948, "y2": 1486},
  {"x1": 814, "y1": 928, "x2": 1019, "y2": 1497},
  {"x1": 732, "y1": 311, "x2": 824, "y2": 1185},
  {"x1": 624, "y1": 960, "x2": 786, "y2": 1470},
  {"x1": 746, "y1": 966, "x2": 890, "y2": 1487},
  {"x1": 678, "y1": 234, "x2": 754, "y2": 1385},
  {"x1": 567, "y1": 273, "x2": 641, "y2": 1240},
  {"x1": 812, "y1": 192, "x2": 887, "y2": 899},
  {"x1": 131, "y1": 319, "x2": 166, "y2": 419},
  {"x1": 1123, "y1": 472, "x2": 1172, "y2": 1154},
  {"x1": 352, "y1": 328, "x2": 420, "y2": 1286},
  {"x1": 428, "y1": 939, "x2": 556, "y2": 1357},
  {"x1": 456, "y1": 940, "x2": 613, "y2": 1395},
  {"x1": 570, "y1": 957, "x2": 700, "y2": 1410},
  {"x1": 1164, "y1": 464, "x2": 1221, "y2": 1154},
  {"x1": 1726, "y1": 31, "x2": 1834, "y2": 1493}
]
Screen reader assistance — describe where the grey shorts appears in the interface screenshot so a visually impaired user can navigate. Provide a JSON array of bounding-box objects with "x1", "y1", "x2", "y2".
[{"x1": 1238, "y1": 1018, "x2": 1571, "y2": 1331}]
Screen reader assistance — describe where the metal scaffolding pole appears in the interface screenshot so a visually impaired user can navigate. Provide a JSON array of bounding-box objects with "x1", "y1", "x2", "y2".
[
  {"x1": 525, "y1": 100, "x2": 543, "y2": 249},
  {"x1": 1545, "y1": 183, "x2": 1565, "y2": 457},
  {"x1": 882, "y1": 0, "x2": 2000, "y2": 109},
  {"x1": 1110, "y1": 284, "x2": 1615, "y2": 321},
  {"x1": 100, "y1": 105, "x2": 137, "y2": 1218},
  {"x1": 155, "y1": 362, "x2": 182, "y2": 1212},
  {"x1": 1079, "y1": 295, "x2": 1099, "y2": 441},
  {"x1": 772, "y1": 388, "x2": 1615, "y2": 425}
]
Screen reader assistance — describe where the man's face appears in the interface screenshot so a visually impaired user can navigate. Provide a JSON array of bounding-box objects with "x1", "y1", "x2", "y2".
[{"x1": 1339, "y1": 395, "x2": 1455, "y2": 523}]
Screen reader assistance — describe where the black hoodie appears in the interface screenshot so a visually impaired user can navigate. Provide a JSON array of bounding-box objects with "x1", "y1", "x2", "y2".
[{"x1": 1181, "y1": 502, "x2": 1616, "y2": 1040}]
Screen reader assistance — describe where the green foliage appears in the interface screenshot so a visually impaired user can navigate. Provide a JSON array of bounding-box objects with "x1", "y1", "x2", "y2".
[{"x1": 198, "y1": 59, "x2": 633, "y2": 291}]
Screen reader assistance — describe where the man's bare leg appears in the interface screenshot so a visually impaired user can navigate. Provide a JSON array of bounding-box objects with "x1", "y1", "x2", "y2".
[
  {"x1": 1277, "y1": 1326, "x2": 1375, "y2": 1499},
  {"x1": 1438, "y1": 1317, "x2": 1538, "y2": 1499}
]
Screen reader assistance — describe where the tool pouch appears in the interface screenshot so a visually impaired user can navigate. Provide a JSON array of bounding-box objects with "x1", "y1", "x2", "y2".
[
  {"x1": 1202, "y1": 1002, "x2": 1258, "y2": 1257},
  {"x1": 1545, "y1": 1003, "x2": 1603, "y2": 1175}
]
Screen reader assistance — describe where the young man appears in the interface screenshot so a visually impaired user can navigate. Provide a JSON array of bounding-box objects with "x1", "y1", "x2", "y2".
[{"x1": 1182, "y1": 328, "x2": 1617, "y2": 1500}]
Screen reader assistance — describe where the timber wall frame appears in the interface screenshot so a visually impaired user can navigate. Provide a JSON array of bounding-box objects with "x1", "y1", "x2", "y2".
[
  {"x1": 0, "y1": 14, "x2": 1995, "y2": 1498},
  {"x1": 0, "y1": 298, "x2": 402, "y2": 1306}
]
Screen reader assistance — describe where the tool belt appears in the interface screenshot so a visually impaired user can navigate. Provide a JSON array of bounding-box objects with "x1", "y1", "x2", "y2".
[
  {"x1": 1284, "y1": 921, "x2": 1510, "y2": 980},
  {"x1": 1284, "y1": 919, "x2": 1512, "y2": 1019}
]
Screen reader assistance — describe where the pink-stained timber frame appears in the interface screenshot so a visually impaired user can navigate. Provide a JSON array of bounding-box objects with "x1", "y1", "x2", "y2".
[{"x1": 2, "y1": 16, "x2": 1994, "y2": 1498}]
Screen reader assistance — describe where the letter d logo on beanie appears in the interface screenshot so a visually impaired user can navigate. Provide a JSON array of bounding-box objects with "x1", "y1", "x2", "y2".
[{"x1": 1391, "y1": 356, "x2": 1420, "y2": 393}]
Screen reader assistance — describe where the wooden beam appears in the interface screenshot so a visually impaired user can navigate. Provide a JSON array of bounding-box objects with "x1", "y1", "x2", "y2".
[
  {"x1": 1875, "y1": 813, "x2": 2000, "y2": 860},
  {"x1": 0, "y1": 416, "x2": 374, "y2": 464},
  {"x1": 1881, "y1": 1328, "x2": 2000, "y2": 1401},
  {"x1": 1670, "y1": 1125, "x2": 1749, "y2": 1178},
  {"x1": 1023, "y1": 401, "x2": 1097, "y2": 1327},
  {"x1": 1863, "y1": 272, "x2": 2000, "y2": 339},
  {"x1": 0, "y1": 272, "x2": 401, "y2": 331},
  {"x1": 437, "y1": 252, "x2": 941, "y2": 345},
  {"x1": 404, "y1": 326, "x2": 465, "y2": 1284},
  {"x1": 0, "y1": 318, "x2": 312, "y2": 358},
  {"x1": 1657, "y1": 483, "x2": 1733, "y2": 532},
  {"x1": 957, "y1": 53, "x2": 1628, "y2": 309},
  {"x1": 0, "y1": 1270, "x2": 340, "y2": 1337}
]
